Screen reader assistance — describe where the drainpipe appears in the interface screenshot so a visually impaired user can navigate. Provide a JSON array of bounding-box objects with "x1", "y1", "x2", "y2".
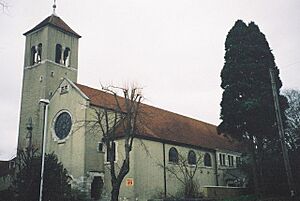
[
  {"x1": 163, "y1": 143, "x2": 167, "y2": 198},
  {"x1": 214, "y1": 150, "x2": 219, "y2": 186}
]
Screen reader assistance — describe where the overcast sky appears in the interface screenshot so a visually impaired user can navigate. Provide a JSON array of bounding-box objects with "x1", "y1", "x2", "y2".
[{"x1": 0, "y1": 0, "x2": 299, "y2": 160}]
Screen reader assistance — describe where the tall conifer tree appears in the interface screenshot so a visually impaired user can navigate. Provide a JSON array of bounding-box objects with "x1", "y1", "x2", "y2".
[{"x1": 218, "y1": 20, "x2": 288, "y2": 194}]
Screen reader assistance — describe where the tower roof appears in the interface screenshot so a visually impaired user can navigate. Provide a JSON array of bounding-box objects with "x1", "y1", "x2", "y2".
[{"x1": 23, "y1": 14, "x2": 81, "y2": 38}]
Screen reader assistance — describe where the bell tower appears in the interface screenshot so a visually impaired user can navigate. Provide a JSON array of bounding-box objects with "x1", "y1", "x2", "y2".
[{"x1": 18, "y1": 11, "x2": 81, "y2": 152}]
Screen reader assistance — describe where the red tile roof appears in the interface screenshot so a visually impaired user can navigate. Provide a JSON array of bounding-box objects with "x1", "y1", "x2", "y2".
[
  {"x1": 24, "y1": 14, "x2": 81, "y2": 38},
  {"x1": 75, "y1": 83, "x2": 243, "y2": 152}
]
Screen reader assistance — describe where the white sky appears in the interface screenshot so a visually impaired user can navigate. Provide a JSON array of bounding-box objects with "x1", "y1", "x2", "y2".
[{"x1": 0, "y1": 0, "x2": 299, "y2": 160}]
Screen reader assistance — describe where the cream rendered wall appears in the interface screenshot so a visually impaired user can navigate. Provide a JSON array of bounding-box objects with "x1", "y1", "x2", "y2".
[
  {"x1": 84, "y1": 106, "x2": 105, "y2": 173},
  {"x1": 103, "y1": 138, "x2": 218, "y2": 201},
  {"x1": 77, "y1": 105, "x2": 242, "y2": 200},
  {"x1": 128, "y1": 141, "x2": 243, "y2": 200},
  {"x1": 46, "y1": 79, "x2": 88, "y2": 183},
  {"x1": 163, "y1": 143, "x2": 217, "y2": 196},
  {"x1": 131, "y1": 139, "x2": 165, "y2": 200},
  {"x1": 102, "y1": 139, "x2": 136, "y2": 200}
]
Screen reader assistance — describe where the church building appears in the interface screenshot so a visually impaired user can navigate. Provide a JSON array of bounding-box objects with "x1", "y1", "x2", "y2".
[{"x1": 17, "y1": 11, "x2": 245, "y2": 201}]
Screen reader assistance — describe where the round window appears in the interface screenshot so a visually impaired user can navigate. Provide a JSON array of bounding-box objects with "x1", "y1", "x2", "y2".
[{"x1": 54, "y1": 112, "x2": 72, "y2": 139}]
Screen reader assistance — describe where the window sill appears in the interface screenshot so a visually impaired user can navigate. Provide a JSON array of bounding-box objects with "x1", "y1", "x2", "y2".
[
  {"x1": 57, "y1": 140, "x2": 66, "y2": 145},
  {"x1": 60, "y1": 91, "x2": 68, "y2": 95},
  {"x1": 168, "y1": 161, "x2": 179, "y2": 165},
  {"x1": 203, "y1": 166, "x2": 213, "y2": 169},
  {"x1": 104, "y1": 161, "x2": 117, "y2": 165}
]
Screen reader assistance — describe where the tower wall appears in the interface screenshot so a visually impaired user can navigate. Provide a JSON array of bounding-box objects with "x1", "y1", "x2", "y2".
[{"x1": 18, "y1": 23, "x2": 79, "y2": 152}]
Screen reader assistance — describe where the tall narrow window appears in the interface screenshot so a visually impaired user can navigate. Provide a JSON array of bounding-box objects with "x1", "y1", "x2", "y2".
[
  {"x1": 106, "y1": 142, "x2": 116, "y2": 162},
  {"x1": 228, "y1": 155, "x2": 234, "y2": 167},
  {"x1": 55, "y1": 44, "x2": 62, "y2": 64},
  {"x1": 37, "y1": 43, "x2": 42, "y2": 63},
  {"x1": 236, "y1": 156, "x2": 241, "y2": 167},
  {"x1": 219, "y1": 153, "x2": 226, "y2": 166},
  {"x1": 63, "y1": 47, "x2": 71, "y2": 66},
  {"x1": 204, "y1": 153, "x2": 212, "y2": 167},
  {"x1": 188, "y1": 150, "x2": 196, "y2": 165},
  {"x1": 31, "y1": 46, "x2": 37, "y2": 65},
  {"x1": 169, "y1": 147, "x2": 178, "y2": 163},
  {"x1": 97, "y1": 142, "x2": 103, "y2": 152}
]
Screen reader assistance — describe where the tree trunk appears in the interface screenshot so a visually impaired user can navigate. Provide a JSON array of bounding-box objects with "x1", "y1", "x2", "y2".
[
  {"x1": 111, "y1": 183, "x2": 121, "y2": 201},
  {"x1": 110, "y1": 159, "x2": 130, "y2": 201},
  {"x1": 257, "y1": 140, "x2": 265, "y2": 196},
  {"x1": 250, "y1": 141, "x2": 261, "y2": 197}
]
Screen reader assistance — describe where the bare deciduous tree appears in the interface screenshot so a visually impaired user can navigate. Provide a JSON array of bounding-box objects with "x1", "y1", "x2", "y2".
[
  {"x1": 85, "y1": 85, "x2": 143, "y2": 201},
  {"x1": 0, "y1": 1, "x2": 8, "y2": 12},
  {"x1": 159, "y1": 153, "x2": 203, "y2": 198},
  {"x1": 283, "y1": 89, "x2": 300, "y2": 150}
]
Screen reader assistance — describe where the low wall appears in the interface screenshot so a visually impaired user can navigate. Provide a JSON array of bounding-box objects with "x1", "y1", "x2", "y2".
[{"x1": 202, "y1": 186, "x2": 247, "y2": 199}]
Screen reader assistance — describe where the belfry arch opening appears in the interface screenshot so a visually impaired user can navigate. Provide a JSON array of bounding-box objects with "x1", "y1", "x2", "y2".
[
  {"x1": 55, "y1": 44, "x2": 71, "y2": 67},
  {"x1": 55, "y1": 44, "x2": 62, "y2": 64},
  {"x1": 30, "y1": 43, "x2": 42, "y2": 65},
  {"x1": 63, "y1": 47, "x2": 71, "y2": 66},
  {"x1": 30, "y1": 46, "x2": 36, "y2": 65},
  {"x1": 37, "y1": 43, "x2": 42, "y2": 63}
]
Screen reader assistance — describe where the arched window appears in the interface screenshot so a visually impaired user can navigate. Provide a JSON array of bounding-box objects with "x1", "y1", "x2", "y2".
[
  {"x1": 63, "y1": 47, "x2": 71, "y2": 66},
  {"x1": 169, "y1": 147, "x2": 178, "y2": 163},
  {"x1": 37, "y1": 43, "x2": 42, "y2": 63},
  {"x1": 31, "y1": 46, "x2": 37, "y2": 65},
  {"x1": 55, "y1": 44, "x2": 62, "y2": 64},
  {"x1": 204, "y1": 153, "x2": 212, "y2": 167},
  {"x1": 188, "y1": 150, "x2": 196, "y2": 165}
]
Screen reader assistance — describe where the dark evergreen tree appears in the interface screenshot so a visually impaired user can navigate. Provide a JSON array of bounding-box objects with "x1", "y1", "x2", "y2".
[
  {"x1": 218, "y1": 20, "x2": 288, "y2": 195},
  {"x1": 11, "y1": 151, "x2": 72, "y2": 201}
]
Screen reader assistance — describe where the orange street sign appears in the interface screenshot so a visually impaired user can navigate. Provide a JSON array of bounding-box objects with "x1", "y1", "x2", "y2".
[{"x1": 126, "y1": 178, "x2": 134, "y2": 187}]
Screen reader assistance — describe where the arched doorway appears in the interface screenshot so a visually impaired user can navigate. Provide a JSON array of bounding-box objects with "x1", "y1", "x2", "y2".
[{"x1": 91, "y1": 176, "x2": 103, "y2": 200}]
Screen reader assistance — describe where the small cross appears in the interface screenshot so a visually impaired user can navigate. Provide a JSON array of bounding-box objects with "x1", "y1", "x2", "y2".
[{"x1": 52, "y1": 0, "x2": 57, "y2": 15}]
